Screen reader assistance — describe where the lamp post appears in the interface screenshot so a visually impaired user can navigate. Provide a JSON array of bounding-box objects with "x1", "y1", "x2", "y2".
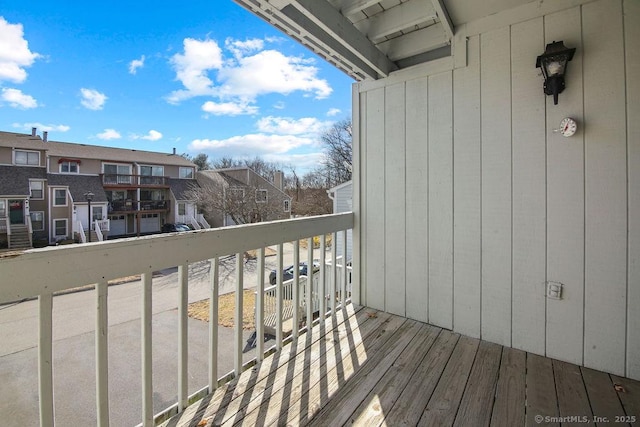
[
  {"x1": 536, "y1": 40, "x2": 576, "y2": 105},
  {"x1": 84, "y1": 192, "x2": 94, "y2": 242}
]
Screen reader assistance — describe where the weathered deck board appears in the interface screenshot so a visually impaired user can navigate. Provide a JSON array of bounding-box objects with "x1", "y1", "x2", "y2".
[
  {"x1": 453, "y1": 341, "x2": 502, "y2": 426},
  {"x1": 581, "y1": 367, "x2": 626, "y2": 425},
  {"x1": 554, "y1": 359, "x2": 594, "y2": 427},
  {"x1": 490, "y1": 347, "x2": 526, "y2": 427},
  {"x1": 525, "y1": 353, "x2": 559, "y2": 427},
  {"x1": 348, "y1": 324, "x2": 441, "y2": 426},
  {"x1": 416, "y1": 335, "x2": 480, "y2": 426},
  {"x1": 161, "y1": 304, "x2": 640, "y2": 427}
]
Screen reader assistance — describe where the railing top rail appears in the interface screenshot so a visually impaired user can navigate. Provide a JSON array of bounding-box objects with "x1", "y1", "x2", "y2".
[{"x1": 0, "y1": 212, "x2": 353, "y2": 303}]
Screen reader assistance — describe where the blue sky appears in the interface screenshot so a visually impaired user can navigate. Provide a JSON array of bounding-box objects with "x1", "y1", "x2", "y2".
[{"x1": 0, "y1": 0, "x2": 354, "y2": 171}]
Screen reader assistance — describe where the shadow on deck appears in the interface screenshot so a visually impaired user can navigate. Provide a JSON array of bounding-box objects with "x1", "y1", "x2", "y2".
[{"x1": 161, "y1": 303, "x2": 640, "y2": 427}]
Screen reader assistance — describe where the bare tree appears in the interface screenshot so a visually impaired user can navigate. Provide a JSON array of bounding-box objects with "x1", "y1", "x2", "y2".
[
  {"x1": 321, "y1": 119, "x2": 352, "y2": 187},
  {"x1": 186, "y1": 172, "x2": 287, "y2": 226}
]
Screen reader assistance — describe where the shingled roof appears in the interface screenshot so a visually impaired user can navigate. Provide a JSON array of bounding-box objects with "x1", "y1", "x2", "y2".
[
  {"x1": 46, "y1": 174, "x2": 108, "y2": 203},
  {"x1": 169, "y1": 178, "x2": 199, "y2": 200},
  {"x1": 0, "y1": 131, "x2": 195, "y2": 167},
  {"x1": 0, "y1": 165, "x2": 47, "y2": 197}
]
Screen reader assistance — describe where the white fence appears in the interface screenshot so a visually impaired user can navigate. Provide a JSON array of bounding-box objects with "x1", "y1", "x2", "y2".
[
  {"x1": 260, "y1": 256, "x2": 352, "y2": 335},
  {"x1": 0, "y1": 213, "x2": 354, "y2": 427}
]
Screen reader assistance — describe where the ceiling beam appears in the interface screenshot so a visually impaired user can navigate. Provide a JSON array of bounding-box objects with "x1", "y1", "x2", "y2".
[
  {"x1": 341, "y1": 0, "x2": 381, "y2": 17},
  {"x1": 284, "y1": 0, "x2": 398, "y2": 77},
  {"x1": 430, "y1": 0, "x2": 454, "y2": 40},
  {"x1": 353, "y1": 0, "x2": 438, "y2": 42},
  {"x1": 377, "y1": 24, "x2": 449, "y2": 61}
]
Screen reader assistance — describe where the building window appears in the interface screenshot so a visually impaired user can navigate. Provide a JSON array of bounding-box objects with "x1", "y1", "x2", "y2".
[
  {"x1": 178, "y1": 203, "x2": 186, "y2": 215},
  {"x1": 30, "y1": 211, "x2": 44, "y2": 230},
  {"x1": 256, "y1": 189, "x2": 268, "y2": 203},
  {"x1": 30, "y1": 181, "x2": 44, "y2": 199},
  {"x1": 54, "y1": 219, "x2": 67, "y2": 238},
  {"x1": 179, "y1": 167, "x2": 194, "y2": 179},
  {"x1": 103, "y1": 163, "x2": 132, "y2": 184},
  {"x1": 0, "y1": 200, "x2": 6, "y2": 217},
  {"x1": 15, "y1": 150, "x2": 39, "y2": 166},
  {"x1": 284, "y1": 199, "x2": 290, "y2": 212},
  {"x1": 92, "y1": 206, "x2": 103, "y2": 221},
  {"x1": 59, "y1": 161, "x2": 79, "y2": 173},
  {"x1": 54, "y1": 189, "x2": 67, "y2": 206}
]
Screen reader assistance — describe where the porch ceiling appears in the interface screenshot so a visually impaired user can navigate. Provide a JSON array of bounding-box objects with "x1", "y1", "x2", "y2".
[{"x1": 232, "y1": 0, "x2": 537, "y2": 80}]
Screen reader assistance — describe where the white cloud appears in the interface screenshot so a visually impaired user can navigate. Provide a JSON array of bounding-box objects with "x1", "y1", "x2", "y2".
[
  {"x1": 263, "y1": 152, "x2": 326, "y2": 169},
  {"x1": 256, "y1": 116, "x2": 331, "y2": 135},
  {"x1": 189, "y1": 133, "x2": 313, "y2": 155},
  {"x1": 132, "y1": 129, "x2": 163, "y2": 141},
  {"x1": 273, "y1": 101, "x2": 285, "y2": 110},
  {"x1": 80, "y1": 88, "x2": 107, "y2": 110},
  {"x1": 167, "y1": 38, "x2": 222, "y2": 103},
  {"x1": 167, "y1": 37, "x2": 332, "y2": 114},
  {"x1": 12, "y1": 122, "x2": 70, "y2": 132},
  {"x1": 1, "y1": 88, "x2": 37, "y2": 109},
  {"x1": 202, "y1": 100, "x2": 258, "y2": 116},
  {"x1": 217, "y1": 49, "x2": 332, "y2": 100},
  {"x1": 0, "y1": 17, "x2": 40, "y2": 84},
  {"x1": 225, "y1": 38, "x2": 264, "y2": 59},
  {"x1": 327, "y1": 108, "x2": 341, "y2": 117},
  {"x1": 129, "y1": 55, "x2": 145, "y2": 74},
  {"x1": 96, "y1": 129, "x2": 121, "y2": 140}
]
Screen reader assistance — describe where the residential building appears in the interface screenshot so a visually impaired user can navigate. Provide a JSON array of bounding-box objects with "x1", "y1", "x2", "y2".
[
  {"x1": 328, "y1": 180, "x2": 352, "y2": 262},
  {"x1": 195, "y1": 167, "x2": 292, "y2": 227},
  {"x1": 0, "y1": 129, "x2": 199, "y2": 248}
]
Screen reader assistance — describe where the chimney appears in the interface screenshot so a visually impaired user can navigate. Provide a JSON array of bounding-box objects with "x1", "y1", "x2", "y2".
[
  {"x1": 274, "y1": 170, "x2": 284, "y2": 191},
  {"x1": 43, "y1": 131, "x2": 48, "y2": 142},
  {"x1": 31, "y1": 127, "x2": 37, "y2": 137},
  {"x1": 172, "y1": 147, "x2": 176, "y2": 155}
]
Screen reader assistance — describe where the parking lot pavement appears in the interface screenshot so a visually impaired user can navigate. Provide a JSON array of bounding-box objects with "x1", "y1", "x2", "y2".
[{"x1": 0, "y1": 309, "x2": 273, "y2": 427}]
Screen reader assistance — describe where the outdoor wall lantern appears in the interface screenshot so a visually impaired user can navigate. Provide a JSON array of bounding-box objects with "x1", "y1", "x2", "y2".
[
  {"x1": 536, "y1": 40, "x2": 576, "y2": 105},
  {"x1": 84, "y1": 191, "x2": 94, "y2": 242}
]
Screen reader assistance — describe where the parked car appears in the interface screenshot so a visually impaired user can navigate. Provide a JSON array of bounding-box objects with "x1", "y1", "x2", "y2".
[
  {"x1": 161, "y1": 223, "x2": 191, "y2": 233},
  {"x1": 269, "y1": 261, "x2": 320, "y2": 285}
]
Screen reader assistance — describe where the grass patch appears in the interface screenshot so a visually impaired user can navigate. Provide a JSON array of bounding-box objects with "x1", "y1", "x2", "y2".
[{"x1": 188, "y1": 290, "x2": 256, "y2": 330}]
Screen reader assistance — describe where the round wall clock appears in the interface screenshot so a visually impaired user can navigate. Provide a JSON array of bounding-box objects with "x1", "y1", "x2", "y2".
[{"x1": 559, "y1": 117, "x2": 577, "y2": 137}]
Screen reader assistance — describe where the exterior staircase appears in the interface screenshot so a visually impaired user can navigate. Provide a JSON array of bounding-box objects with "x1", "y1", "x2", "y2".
[{"x1": 9, "y1": 225, "x2": 32, "y2": 250}]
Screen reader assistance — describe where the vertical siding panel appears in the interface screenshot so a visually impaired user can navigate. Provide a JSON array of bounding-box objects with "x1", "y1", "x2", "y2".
[
  {"x1": 385, "y1": 83, "x2": 407, "y2": 316},
  {"x1": 481, "y1": 27, "x2": 512, "y2": 346},
  {"x1": 583, "y1": 0, "x2": 626, "y2": 375},
  {"x1": 625, "y1": 0, "x2": 640, "y2": 380},
  {"x1": 405, "y1": 77, "x2": 429, "y2": 322},
  {"x1": 545, "y1": 6, "x2": 585, "y2": 366},
  {"x1": 453, "y1": 35, "x2": 481, "y2": 338},
  {"x1": 510, "y1": 18, "x2": 546, "y2": 354},
  {"x1": 428, "y1": 71, "x2": 454, "y2": 329},
  {"x1": 357, "y1": 90, "x2": 367, "y2": 306},
  {"x1": 365, "y1": 88, "x2": 386, "y2": 311}
]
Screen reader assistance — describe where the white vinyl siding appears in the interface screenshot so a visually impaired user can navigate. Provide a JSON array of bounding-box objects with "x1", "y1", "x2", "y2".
[{"x1": 357, "y1": 0, "x2": 639, "y2": 380}]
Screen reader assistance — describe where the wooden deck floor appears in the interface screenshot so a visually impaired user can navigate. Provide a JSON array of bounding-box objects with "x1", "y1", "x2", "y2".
[{"x1": 162, "y1": 304, "x2": 640, "y2": 427}]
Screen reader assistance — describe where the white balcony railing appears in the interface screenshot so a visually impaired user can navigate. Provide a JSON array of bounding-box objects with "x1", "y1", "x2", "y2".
[
  {"x1": 261, "y1": 256, "x2": 353, "y2": 335},
  {"x1": 0, "y1": 212, "x2": 354, "y2": 427},
  {"x1": 94, "y1": 220, "x2": 104, "y2": 241}
]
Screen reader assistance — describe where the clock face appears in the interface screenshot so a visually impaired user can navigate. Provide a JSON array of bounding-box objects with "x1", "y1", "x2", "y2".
[{"x1": 559, "y1": 117, "x2": 577, "y2": 137}]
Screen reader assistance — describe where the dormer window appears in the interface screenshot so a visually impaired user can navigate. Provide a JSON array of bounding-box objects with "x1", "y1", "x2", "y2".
[
  {"x1": 59, "y1": 160, "x2": 79, "y2": 174},
  {"x1": 15, "y1": 150, "x2": 39, "y2": 166}
]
